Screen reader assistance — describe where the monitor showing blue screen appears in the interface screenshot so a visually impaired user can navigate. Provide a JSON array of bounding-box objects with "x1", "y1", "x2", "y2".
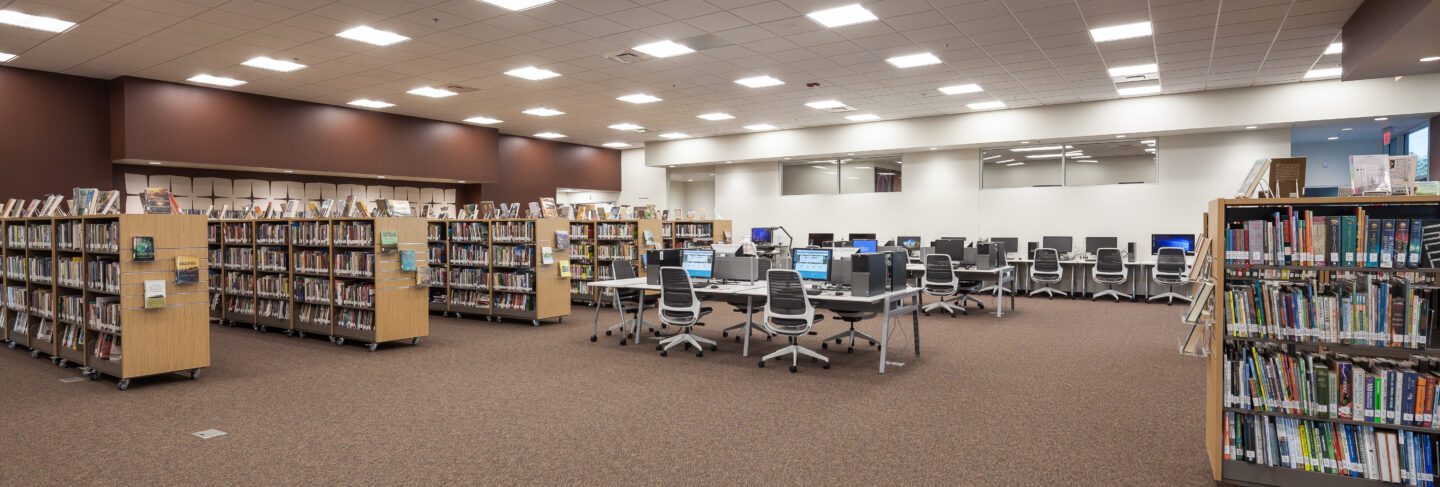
[
  {"x1": 792, "y1": 248, "x2": 832, "y2": 281},
  {"x1": 897, "y1": 236, "x2": 921, "y2": 250},
  {"x1": 751, "y1": 227, "x2": 772, "y2": 243},
  {"x1": 1151, "y1": 234, "x2": 1196, "y2": 255},
  {"x1": 681, "y1": 249, "x2": 715, "y2": 278},
  {"x1": 853, "y1": 239, "x2": 877, "y2": 253}
]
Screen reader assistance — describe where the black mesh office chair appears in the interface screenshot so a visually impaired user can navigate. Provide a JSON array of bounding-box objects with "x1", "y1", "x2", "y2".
[
  {"x1": 656, "y1": 267, "x2": 715, "y2": 357},
  {"x1": 721, "y1": 257, "x2": 772, "y2": 340},
  {"x1": 1149, "y1": 247, "x2": 1191, "y2": 305},
  {"x1": 605, "y1": 260, "x2": 657, "y2": 346},
  {"x1": 1091, "y1": 248, "x2": 1131, "y2": 301},
  {"x1": 1028, "y1": 248, "x2": 1067, "y2": 299},
  {"x1": 759, "y1": 269, "x2": 828, "y2": 372},
  {"x1": 921, "y1": 254, "x2": 964, "y2": 316}
]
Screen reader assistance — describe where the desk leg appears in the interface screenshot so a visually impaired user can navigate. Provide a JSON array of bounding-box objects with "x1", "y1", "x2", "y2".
[
  {"x1": 992, "y1": 270, "x2": 1004, "y2": 318},
  {"x1": 912, "y1": 294, "x2": 920, "y2": 357},
  {"x1": 742, "y1": 295, "x2": 754, "y2": 358},
  {"x1": 591, "y1": 290, "x2": 603, "y2": 342},
  {"x1": 633, "y1": 291, "x2": 646, "y2": 342},
  {"x1": 879, "y1": 298, "x2": 891, "y2": 374}
]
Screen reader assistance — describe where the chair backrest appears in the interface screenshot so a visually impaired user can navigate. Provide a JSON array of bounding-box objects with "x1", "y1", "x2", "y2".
[
  {"x1": 611, "y1": 260, "x2": 636, "y2": 280},
  {"x1": 658, "y1": 266, "x2": 700, "y2": 325},
  {"x1": 1033, "y1": 248, "x2": 1062, "y2": 274},
  {"x1": 922, "y1": 254, "x2": 957, "y2": 288},
  {"x1": 1094, "y1": 248, "x2": 1124, "y2": 274},
  {"x1": 765, "y1": 269, "x2": 814, "y2": 331},
  {"x1": 1156, "y1": 247, "x2": 1187, "y2": 275}
]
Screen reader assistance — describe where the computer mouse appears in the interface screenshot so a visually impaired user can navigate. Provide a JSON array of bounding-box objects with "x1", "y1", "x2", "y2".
[{"x1": 710, "y1": 284, "x2": 720, "y2": 289}]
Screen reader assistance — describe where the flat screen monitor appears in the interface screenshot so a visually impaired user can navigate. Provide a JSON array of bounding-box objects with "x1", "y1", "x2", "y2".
[
  {"x1": 848, "y1": 233, "x2": 877, "y2": 241},
  {"x1": 645, "y1": 249, "x2": 682, "y2": 267},
  {"x1": 711, "y1": 243, "x2": 741, "y2": 256},
  {"x1": 680, "y1": 249, "x2": 715, "y2": 279},
  {"x1": 792, "y1": 248, "x2": 832, "y2": 281},
  {"x1": 935, "y1": 239, "x2": 967, "y2": 262},
  {"x1": 751, "y1": 227, "x2": 772, "y2": 243},
  {"x1": 853, "y1": 239, "x2": 878, "y2": 253},
  {"x1": 807, "y1": 233, "x2": 834, "y2": 247},
  {"x1": 897, "y1": 236, "x2": 921, "y2": 250},
  {"x1": 1152, "y1": 234, "x2": 1197, "y2": 255},
  {"x1": 1085, "y1": 236, "x2": 1118, "y2": 254},
  {"x1": 1041, "y1": 236, "x2": 1073, "y2": 253},
  {"x1": 990, "y1": 237, "x2": 1019, "y2": 256}
]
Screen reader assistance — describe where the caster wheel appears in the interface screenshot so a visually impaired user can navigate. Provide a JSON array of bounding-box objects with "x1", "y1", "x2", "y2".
[
  {"x1": 367, "y1": 343, "x2": 378, "y2": 352},
  {"x1": 334, "y1": 337, "x2": 345, "y2": 346},
  {"x1": 660, "y1": 350, "x2": 668, "y2": 357},
  {"x1": 619, "y1": 339, "x2": 627, "y2": 346},
  {"x1": 722, "y1": 332, "x2": 728, "y2": 338},
  {"x1": 710, "y1": 345, "x2": 717, "y2": 351},
  {"x1": 189, "y1": 369, "x2": 201, "y2": 380},
  {"x1": 88, "y1": 371, "x2": 99, "y2": 381},
  {"x1": 6, "y1": 342, "x2": 14, "y2": 350},
  {"x1": 789, "y1": 365, "x2": 797, "y2": 373},
  {"x1": 298, "y1": 331, "x2": 307, "y2": 339},
  {"x1": 869, "y1": 341, "x2": 877, "y2": 346},
  {"x1": 758, "y1": 360, "x2": 766, "y2": 368},
  {"x1": 252, "y1": 324, "x2": 259, "y2": 331},
  {"x1": 1167, "y1": 302, "x2": 1173, "y2": 306},
  {"x1": 948, "y1": 312, "x2": 955, "y2": 317},
  {"x1": 284, "y1": 330, "x2": 294, "y2": 337},
  {"x1": 922, "y1": 311, "x2": 929, "y2": 316},
  {"x1": 31, "y1": 350, "x2": 40, "y2": 359},
  {"x1": 834, "y1": 338, "x2": 842, "y2": 344},
  {"x1": 260, "y1": 326, "x2": 268, "y2": 333},
  {"x1": 117, "y1": 379, "x2": 130, "y2": 391},
  {"x1": 58, "y1": 359, "x2": 68, "y2": 368},
  {"x1": 532, "y1": 320, "x2": 539, "y2": 326},
  {"x1": 977, "y1": 304, "x2": 985, "y2": 309},
  {"x1": 822, "y1": 343, "x2": 828, "y2": 350},
  {"x1": 823, "y1": 363, "x2": 831, "y2": 369},
  {"x1": 605, "y1": 330, "x2": 612, "y2": 336},
  {"x1": 656, "y1": 344, "x2": 663, "y2": 351},
  {"x1": 412, "y1": 337, "x2": 420, "y2": 345},
  {"x1": 1048, "y1": 296, "x2": 1053, "y2": 300},
  {"x1": 696, "y1": 351, "x2": 703, "y2": 357},
  {"x1": 848, "y1": 347, "x2": 854, "y2": 353},
  {"x1": 590, "y1": 335, "x2": 597, "y2": 342}
]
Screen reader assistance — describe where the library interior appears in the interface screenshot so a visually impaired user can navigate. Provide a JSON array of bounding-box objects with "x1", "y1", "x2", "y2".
[{"x1": 3, "y1": 0, "x2": 1440, "y2": 485}]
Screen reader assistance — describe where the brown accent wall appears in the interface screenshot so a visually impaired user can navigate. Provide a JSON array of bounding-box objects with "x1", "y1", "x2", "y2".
[
  {"x1": 480, "y1": 135, "x2": 621, "y2": 204},
  {"x1": 110, "y1": 77, "x2": 500, "y2": 182},
  {"x1": 0, "y1": 67, "x2": 112, "y2": 198},
  {"x1": 112, "y1": 165, "x2": 466, "y2": 197}
]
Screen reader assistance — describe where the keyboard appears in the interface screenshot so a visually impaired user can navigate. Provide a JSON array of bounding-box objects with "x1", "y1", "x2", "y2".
[{"x1": 806, "y1": 289, "x2": 823, "y2": 296}]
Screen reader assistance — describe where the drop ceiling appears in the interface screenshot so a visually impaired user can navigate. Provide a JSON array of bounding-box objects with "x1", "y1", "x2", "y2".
[{"x1": 0, "y1": 0, "x2": 1362, "y2": 149}]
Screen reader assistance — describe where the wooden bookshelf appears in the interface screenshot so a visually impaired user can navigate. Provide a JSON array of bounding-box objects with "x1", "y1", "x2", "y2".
[
  {"x1": 425, "y1": 218, "x2": 572, "y2": 325},
  {"x1": 661, "y1": 219, "x2": 732, "y2": 248},
  {"x1": 4, "y1": 214, "x2": 209, "y2": 390},
  {"x1": 1205, "y1": 195, "x2": 1440, "y2": 485},
  {"x1": 207, "y1": 217, "x2": 427, "y2": 351},
  {"x1": 570, "y1": 219, "x2": 663, "y2": 305}
]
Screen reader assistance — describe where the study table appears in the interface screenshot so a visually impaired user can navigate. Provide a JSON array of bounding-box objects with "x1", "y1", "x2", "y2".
[
  {"x1": 904, "y1": 264, "x2": 1017, "y2": 317},
  {"x1": 1007, "y1": 257, "x2": 1195, "y2": 300},
  {"x1": 587, "y1": 278, "x2": 923, "y2": 374}
]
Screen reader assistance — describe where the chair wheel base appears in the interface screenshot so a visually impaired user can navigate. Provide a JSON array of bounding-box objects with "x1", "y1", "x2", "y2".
[
  {"x1": 821, "y1": 343, "x2": 828, "y2": 349},
  {"x1": 789, "y1": 365, "x2": 797, "y2": 373},
  {"x1": 709, "y1": 345, "x2": 717, "y2": 351},
  {"x1": 660, "y1": 350, "x2": 668, "y2": 357},
  {"x1": 823, "y1": 363, "x2": 830, "y2": 369},
  {"x1": 696, "y1": 351, "x2": 703, "y2": 357},
  {"x1": 605, "y1": 330, "x2": 612, "y2": 336},
  {"x1": 758, "y1": 361, "x2": 765, "y2": 368},
  {"x1": 619, "y1": 339, "x2": 627, "y2": 346}
]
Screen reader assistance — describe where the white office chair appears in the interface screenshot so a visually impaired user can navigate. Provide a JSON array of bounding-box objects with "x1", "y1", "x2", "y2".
[
  {"x1": 921, "y1": 254, "x2": 965, "y2": 316},
  {"x1": 759, "y1": 269, "x2": 829, "y2": 373},
  {"x1": 1028, "y1": 248, "x2": 1067, "y2": 299},
  {"x1": 1091, "y1": 248, "x2": 1131, "y2": 301},
  {"x1": 1148, "y1": 247, "x2": 1192, "y2": 305},
  {"x1": 655, "y1": 266, "x2": 716, "y2": 357}
]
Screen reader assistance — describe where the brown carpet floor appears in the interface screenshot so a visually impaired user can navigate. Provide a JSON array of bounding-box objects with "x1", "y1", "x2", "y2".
[{"x1": 0, "y1": 296, "x2": 1211, "y2": 486}]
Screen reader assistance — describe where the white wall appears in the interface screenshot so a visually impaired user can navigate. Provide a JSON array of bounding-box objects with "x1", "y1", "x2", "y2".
[
  {"x1": 556, "y1": 190, "x2": 619, "y2": 205},
  {"x1": 1292, "y1": 139, "x2": 1385, "y2": 187},
  {"x1": 617, "y1": 149, "x2": 665, "y2": 207},
  {"x1": 716, "y1": 128, "x2": 1290, "y2": 255},
  {"x1": 666, "y1": 180, "x2": 715, "y2": 211}
]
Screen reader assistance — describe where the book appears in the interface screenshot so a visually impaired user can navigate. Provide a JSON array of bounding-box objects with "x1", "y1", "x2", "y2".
[
  {"x1": 1350, "y1": 154, "x2": 1392, "y2": 195},
  {"x1": 1382, "y1": 219, "x2": 1396, "y2": 268},
  {"x1": 1389, "y1": 155, "x2": 1419, "y2": 195},
  {"x1": 132, "y1": 236, "x2": 154, "y2": 261},
  {"x1": 1237, "y1": 158, "x2": 1272, "y2": 198},
  {"x1": 400, "y1": 250, "x2": 416, "y2": 271},
  {"x1": 1366, "y1": 220, "x2": 1382, "y2": 267},
  {"x1": 143, "y1": 279, "x2": 166, "y2": 308},
  {"x1": 554, "y1": 230, "x2": 569, "y2": 251},
  {"x1": 380, "y1": 231, "x2": 398, "y2": 252},
  {"x1": 557, "y1": 258, "x2": 570, "y2": 278},
  {"x1": 540, "y1": 246, "x2": 554, "y2": 265},
  {"x1": 390, "y1": 199, "x2": 412, "y2": 217},
  {"x1": 540, "y1": 197, "x2": 556, "y2": 218},
  {"x1": 175, "y1": 255, "x2": 199, "y2": 283}
]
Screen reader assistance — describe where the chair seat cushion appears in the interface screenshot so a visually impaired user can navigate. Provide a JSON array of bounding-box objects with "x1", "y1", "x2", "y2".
[
  {"x1": 769, "y1": 314, "x2": 823, "y2": 334},
  {"x1": 834, "y1": 311, "x2": 877, "y2": 321}
]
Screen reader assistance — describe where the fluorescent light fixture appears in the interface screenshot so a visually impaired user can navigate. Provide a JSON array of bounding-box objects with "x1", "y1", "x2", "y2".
[
  {"x1": 658, "y1": 133, "x2": 690, "y2": 139},
  {"x1": 283, "y1": 170, "x2": 294, "y2": 173},
  {"x1": 1324, "y1": 42, "x2": 1342, "y2": 55},
  {"x1": 479, "y1": 0, "x2": 554, "y2": 11},
  {"x1": 886, "y1": 52, "x2": 941, "y2": 68},
  {"x1": 1141, "y1": 139, "x2": 1156, "y2": 144},
  {"x1": 1011, "y1": 146, "x2": 1064, "y2": 152},
  {"x1": 1077, "y1": 159, "x2": 1098, "y2": 163},
  {"x1": 1107, "y1": 63, "x2": 1157, "y2": 77},
  {"x1": 632, "y1": 40, "x2": 693, "y2": 58},
  {"x1": 504, "y1": 66, "x2": 560, "y2": 80},
  {"x1": 407, "y1": 86, "x2": 457, "y2": 98},
  {"x1": 1375, "y1": 117, "x2": 1388, "y2": 121},
  {"x1": 534, "y1": 132, "x2": 566, "y2": 139},
  {"x1": 938, "y1": 84, "x2": 983, "y2": 95},
  {"x1": 458, "y1": 180, "x2": 466, "y2": 183},
  {"x1": 336, "y1": 26, "x2": 409, "y2": 46},
  {"x1": 242, "y1": 56, "x2": 306, "y2": 72},
  {"x1": 697, "y1": 112, "x2": 734, "y2": 121},
  {"x1": 1342, "y1": 127, "x2": 1353, "y2": 131},
  {"x1": 1421, "y1": 56, "x2": 1440, "y2": 62},
  {"x1": 1006, "y1": 162, "x2": 1025, "y2": 166},
  {"x1": 348, "y1": 99, "x2": 394, "y2": 109},
  {"x1": 735, "y1": 76, "x2": 783, "y2": 88},
  {"x1": 464, "y1": 116, "x2": 502, "y2": 124},
  {"x1": 1246, "y1": 126, "x2": 1257, "y2": 129},
  {"x1": 984, "y1": 154, "x2": 1002, "y2": 160},
  {"x1": 1115, "y1": 135, "x2": 1126, "y2": 138},
  {"x1": 523, "y1": 107, "x2": 564, "y2": 116},
  {"x1": 0, "y1": 9, "x2": 75, "y2": 33},
  {"x1": 1145, "y1": 148, "x2": 1156, "y2": 152},
  {"x1": 1305, "y1": 67, "x2": 1341, "y2": 79},
  {"x1": 806, "y1": 4, "x2": 878, "y2": 28},
  {"x1": 929, "y1": 147, "x2": 937, "y2": 150},
  {"x1": 148, "y1": 161, "x2": 162, "y2": 165},
  {"x1": 967, "y1": 100, "x2": 1005, "y2": 110},
  {"x1": 1026, "y1": 154, "x2": 1065, "y2": 159},
  {"x1": 608, "y1": 123, "x2": 643, "y2": 131},
  {"x1": 603, "y1": 142, "x2": 631, "y2": 148},
  {"x1": 1327, "y1": 136, "x2": 1339, "y2": 140},
  {"x1": 187, "y1": 74, "x2": 246, "y2": 87},
  {"x1": 846, "y1": 114, "x2": 880, "y2": 122},
  {"x1": 805, "y1": 100, "x2": 845, "y2": 109},
  {"x1": 617, "y1": 93, "x2": 662, "y2": 104},
  {"x1": 744, "y1": 124, "x2": 777, "y2": 131},
  {"x1": 1117, "y1": 84, "x2": 1161, "y2": 96},
  {"x1": 0, "y1": 52, "x2": 16, "y2": 62},
  {"x1": 377, "y1": 175, "x2": 386, "y2": 179},
  {"x1": 1089, "y1": 21, "x2": 1152, "y2": 42},
  {"x1": 995, "y1": 159, "x2": 1015, "y2": 163}
]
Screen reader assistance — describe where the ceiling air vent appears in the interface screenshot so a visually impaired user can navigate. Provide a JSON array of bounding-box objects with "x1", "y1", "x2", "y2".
[
  {"x1": 604, "y1": 51, "x2": 646, "y2": 64},
  {"x1": 442, "y1": 84, "x2": 479, "y2": 94},
  {"x1": 1113, "y1": 72, "x2": 1159, "y2": 83},
  {"x1": 827, "y1": 106, "x2": 858, "y2": 113}
]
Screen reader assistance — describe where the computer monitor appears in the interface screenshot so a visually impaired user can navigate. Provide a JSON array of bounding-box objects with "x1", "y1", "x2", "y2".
[
  {"x1": 1085, "y1": 236, "x2": 1118, "y2": 254},
  {"x1": 848, "y1": 233, "x2": 877, "y2": 241},
  {"x1": 645, "y1": 249, "x2": 682, "y2": 267},
  {"x1": 1151, "y1": 234, "x2": 1197, "y2": 254},
  {"x1": 680, "y1": 249, "x2": 715, "y2": 279},
  {"x1": 792, "y1": 248, "x2": 832, "y2": 281},
  {"x1": 853, "y1": 239, "x2": 878, "y2": 253},
  {"x1": 1041, "y1": 236, "x2": 1073, "y2": 253},
  {"x1": 807, "y1": 233, "x2": 834, "y2": 247},
  {"x1": 897, "y1": 236, "x2": 921, "y2": 250},
  {"x1": 751, "y1": 227, "x2": 772, "y2": 244},
  {"x1": 990, "y1": 237, "x2": 1019, "y2": 256},
  {"x1": 935, "y1": 239, "x2": 967, "y2": 262},
  {"x1": 711, "y1": 243, "x2": 741, "y2": 256}
]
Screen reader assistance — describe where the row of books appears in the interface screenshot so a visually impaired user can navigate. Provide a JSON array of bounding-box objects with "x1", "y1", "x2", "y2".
[
  {"x1": 89, "y1": 297, "x2": 118, "y2": 333},
  {"x1": 257, "y1": 222, "x2": 286, "y2": 244},
  {"x1": 93, "y1": 332, "x2": 120, "y2": 362},
  {"x1": 570, "y1": 244, "x2": 595, "y2": 261},
  {"x1": 451, "y1": 244, "x2": 487, "y2": 265},
  {"x1": 224, "y1": 247, "x2": 254, "y2": 270},
  {"x1": 597, "y1": 245, "x2": 637, "y2": 260},
  {"x1": 84, "y1": 222, "x2": 118, "y2": 252},
  {"x1": 4, "y1": 256, "x2": 22, "y2": 280},
  {"x1": 27, "y1": 257, "x2": 53, "y2": 283},
  {"x1": 569, "y1": 224, "x2": 593, "y2": 239},
  {"x1": 426, "y1": 268, "x2": 448, "y2": 287},
  {"x1": 209, "y1": 273, "x2": 222, "y2": 293},
  {"x1": 87, "y1": 259, "x2": 119, "y2": 293},
  {"x1": 226, "y1": 296, "x2": 255, "y2": 315},
  {"x1": 492, "y1": 222, "x2": 535, "y2": 243},
  {"x1": 258, "y1": 299, "x2": 289, "y2": 320},
  {"x1": 298, "y1": 303, "x2": 330, "y2": 325},
  {"x1": 30, "y1": 289, "x2": 53, "y2": 317},
  {"x1": 450, "y1": 268, "x2": 488, "y2": 290},
  {"x1": 336, "y1": 308, "x2": 373, "y2": 331},
  {"x1": 8, "y1": 311, "x2": 27, "y2": 334},
  {"x1": 427, "y1": 223, "x2": 445, "y2": 242},
  {"x1": 570, "y1": 281, "x2": 592, "y2": 296},
  {"x1": 27, "y1": 224, "x2": 52, "y2": 248},
  {"x1": 1, "y1": 194, "x2": 77, "y2": 218},
  {"x1": 208, "y1": 248, "x2": 222, "y2": 268},
  {"x1": 295, "y1": 250, "x2": 329, "y2": 274},
  {"x1": 223, "y1": 222, "x2": 252, "y2": 244},
  {"x1": 5, "y1": 286, "x2": 25, "y2": 310},
  {"x1": 1226, "y1": 411, "x2": 1439, "y2": 485},
  {"x1": 427, "y1": 246, "x2": 446, "y2": 264},
  {"x1": 493, "y1": 271, "x2": 533, "y2": 292},
  {"x1": 596, "y1": 223, "x2": 634, "y2": 239},
  {"x1": 5, "y1": 226, "x2": 23, "y2": 247},
  {"x1": 570, "y1": 264, "x2": 595, "y2": 280},
  {"x1": 55, "y1": 221, "x2": 81, "y2": 251},
  {"x1": 1226, "y1": 344, "x2": 1440, "y2": 426},
  {"x1": 1225, "y1": 209, "x2": 1436, "y2": 268},
  {"x1": 449, "y1": 222, "x2": 488, "y2": 242},
  {"x1": 669, "y1": 223, "x2": 713, "y2": 238},
  {"x1": 59, "y1": 323, "x2": 83, "y2": 351},
  {"x1": 33, "y1": 318, "x2": 51, "y2": 342},
  {"x1": 293, "y1": 221, "x2": 329, "y2": 245},
  {"x1": 335, "y1": 281, "x2": 374, "y2": 309},
  {"x1": 333, "y1": 251, "x2": 373, "y2": 277},
  {"x1": 451, "y1": 289, "x2": 489, "y2": 308},
  {"x1": 58, "y1": 295, "x2": 83, "y2": 323},
  {"x1": 492, "y1": 246, "x2": 533, "y2": 267},
  {"x1": 493, "y1": 293, "x2": 534, "y2": 311},
  {"x1": 1223, "y1": 279, "x2": 1437, "y2": 349},
  {"x1": 57, "y1": 257, "x2": 82, "y2": 287},
  {"x1": 296, "y1": 277, "x2": 330, "y2": 304},
  {"x1": 333, "y1": 222, "x2": 374, "y2": 246},
  {"x1": 258, "y1": 247, "x2": 287, "y2": 271}
]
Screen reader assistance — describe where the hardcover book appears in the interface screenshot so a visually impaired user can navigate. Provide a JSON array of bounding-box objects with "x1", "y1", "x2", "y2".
[
  {"x1": 143, "y1": 188, "x2": 173, "y2": 214},
  {"x1": 175, "y1": 256, "x2": 199, "y2": 283},
  {"x1": 132, "y1": 236, "x2": 154, "y2": 261}
]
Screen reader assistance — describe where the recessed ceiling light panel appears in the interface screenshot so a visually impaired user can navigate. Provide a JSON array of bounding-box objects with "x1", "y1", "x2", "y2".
[
  {"x1": 0, "y1": 9, "x2": 75, "y2": 33},
  {"x1": 735, "y1": 76, "x2": 784, "y2": 88},
  {"x1": 1089, "y1": 21, "x2": 1152, "y2": 42},
  {"x1": 407, "y1": 87, "x2": 458, "y2": 98},
  {"x1": 617, "y1": 93, "x2": 662, "y2": 104},
  {"x1": 1117, "y1": 84, "x2": 1162, "y2": 96},
  {"x1": 242, "y1": 56, "x2": 307, "y2": 72},
  {"x1": 479, "y1": 0, "x2": 554, "y2": 11},
  {"x1": 608, "y1": 123, "x2": 643, "y2": 131},
  {"x1": 188, "y1": 74, "x2": 246, "y2": 87},
  {"x1": 967, "y1": 100, "x2": 1005, "y2": 110},
  {"x1": 846, "y1": 114, "x2": 880, "y2": 121},
  {"x1": 806, "y1": 4, "x2": 878, "y2": 28},
  {"x1": 535, "y1": 132, "x2": 566, "y2": 139},
  {"x1": 1304, "y1": 67, "x2": 1342, "y2": 79},
  {"x1": 464, "y1": 116, "x2": 502, "y2": 124},
  {"x1": 1324, "y1": 42, "x2": 1343, "y2": 55},
  {"x1": 1107, "y1": 63, "x2": 1157, "y2": 77},
  {"x1": 885, "y1": 52, "x2": 941, "y2": 68},
  {"x1": 658, "y1": 133, "x2": 690, "y2": 139},
  {"x1": 633, "y1": 40, "x2": 694, "y2": 58},
  {"x1": 938, "y1": 84, "x2": 983, "y2": 95},
  {"x1": 0, "y1": 52, "x2": 17, "y2": 62},
  {"x1": 523, "y1": 107, "x2": 564, "y2": 116},
  {"x1": 504, "y1": 66, "x2": 560, "y2": 80},
  {"x1": 805, "y1": 100, "x2": 845, "y2": 109},
  {"x1": 744, "y1": 124, "x2": 777, "y2": 131},
  {"x1": 348, "y1": 99, "x2": 394, "y2": 109},
  {"x1": 697, "y1": 112, "x2": 734, "y2": 121},
  {"x1": 336, "y1": 26, "x2": 410, "y2": 46},
  {"x1": 603, "y1": 142, "x2": 631, "y2": 148}
]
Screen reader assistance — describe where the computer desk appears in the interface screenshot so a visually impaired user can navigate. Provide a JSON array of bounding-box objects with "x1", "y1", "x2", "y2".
[
  {"x1": 1009, "y1": 256, "x2": 1196, "y2": 300},
  {"x1": 587, "y1": 278, "x2": 765, "y2": 345},
  {"x1": 735, "y1": 284, "x2": 922, "y2": 374},
  {"x1": 904, "y1": 264, "x2": 1016, "y2": 317}
]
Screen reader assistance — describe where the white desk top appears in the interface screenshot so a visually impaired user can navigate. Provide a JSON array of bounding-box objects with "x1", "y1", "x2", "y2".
[
  {"x1": 735, "y1": 284, "x2": 921, "y2": 303},
  {"x1": 904, "y1": 263, "x2": 1015, "y2": 273},
  {"x1": 588, "y1": 277, "x2": 764, "y2": 294}
]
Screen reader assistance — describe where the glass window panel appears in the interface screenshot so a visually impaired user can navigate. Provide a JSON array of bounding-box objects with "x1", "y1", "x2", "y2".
[
  {"x1": 980, "y1": 146, "x2": 1063, "y2": 189},
  {"x1": 780, "y1": 159, "x2": 840, "y2": 195},
  {"x1": 839, "y1": 156, "x2": 902, "y2": 193},
  {"x1": 1064, "y1": 139, "x2": 1157, "y2": 186}
]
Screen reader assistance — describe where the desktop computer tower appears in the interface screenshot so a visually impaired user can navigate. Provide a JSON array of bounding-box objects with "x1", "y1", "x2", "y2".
[
  {"x1": 887, "y1": 250, "x2": 908, "y2": 291},
  {"x1": 1027, "y1": 242, "x2": 1038, "y2": 258},
  {"x1": 851, "y1": 253, "x2": 887, "y2": 297},
  {"x1": 975, "y1": 242, "x2": 1001, "y2": 270},
  {"x1": 1127, "y1": 242, "x2": 1136, "y2": 262}
]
